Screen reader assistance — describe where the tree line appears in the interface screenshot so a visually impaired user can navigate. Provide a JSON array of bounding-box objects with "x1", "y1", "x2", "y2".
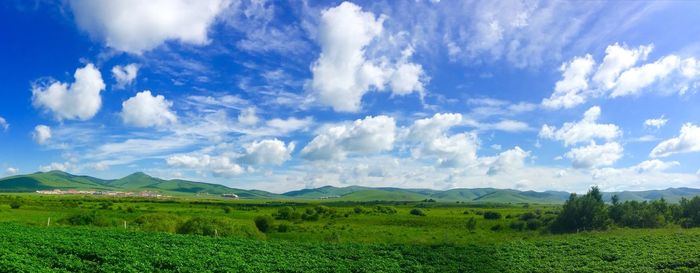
[{"x1": 551, "y1": 186, "x2": 700, "y2": 233}]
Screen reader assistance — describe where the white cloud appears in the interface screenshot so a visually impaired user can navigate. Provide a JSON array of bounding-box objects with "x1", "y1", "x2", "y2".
[
  {"x1": 237, "y1": 107, "x2": 259, "y2": 125},
  {"x1": 69, "y1": 0, "x2": 230, "y2": 54},
  {"x1": 39, "y1": 162, "x2": 71, "y2": 172},
  {"x1": 301, "y1": 115, "x2": 396, "y2": 160},
  {"x1": 408, "y1": 113, "x2": 478, "y2": 167},
  {"x1": 5, "y1": 167, "x2": 18, "y2": 176},
  {"x1": 542, "y1": 54, "x2": 595, "y2": 109},
  {"x1": 539, "y1": 106, "x2": 621, "y2": 146},
  {"x1": 644, "y1": 115, "x2": 668, "y2": 129},
  {"x1": 32, "y1": 125, "x2": 52, "y2": 145},
  {"x1": 32, "y1": 63, "x2": 105, "y2": 121},
  {"x1": 310, "y1": 2, "x2": 425, "y2": 112},
  {"x1": 592, "y1": 43, "x2": 652, "y2": 89},
  {"x1": 632, "y1": 159, "x2": 679, "y2": 173},
  {"x1": 265, "y1": 117, "x2": 314, "y2": 134},
  {"x1": 238, "y1": 139, "x2": 295, "y2": 166},
  {"x1": 486, "y1": 146, "x2": 529, "y2": 175},
  {"x1": 166, "y1": 154, "x2": 243, "y2": 177},
  {"x1": 120, "y1": 90, "x2": 177, "y2": 127},
  {"x1": 650, "y1": 123, "x2": 700, "y2": 158},
  {"x1": 611, "y1": 55, "x2": 681, "y2": 97},
  {"x1": 0, "y1": 117, "x2": 8, "y2": 131},
  {"x1": 542, "y1": 44, "x2": 700, "y2": 108},
  {"x1": 565, "y1": 141, "x2": 623, "y2": 169},
  {"x1": 112, "y1": 63, "x2": 139, "y2": 88}
]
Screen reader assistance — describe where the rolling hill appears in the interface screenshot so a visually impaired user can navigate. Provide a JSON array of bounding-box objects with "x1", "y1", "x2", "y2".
[
  {"x1": 2, "y1": 171, "x2": 700, "y2": 203},
  {"x1": 0, "y1": 171, "x2": 281, "y2": 198}
]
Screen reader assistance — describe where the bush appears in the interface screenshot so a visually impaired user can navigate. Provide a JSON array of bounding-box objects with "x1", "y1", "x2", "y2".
[
  {"x1": 9, "y1": 201, "x2": 21, "y2": 209},
  {"x1": 275, "y1": 206, "x2": 294, "y2": 220},
  {"x1": 410, "y1": 208, "x2": 426, "y2": 216},
  {"x1": 254, "y1": 215, "x2": 274, "y2": 233},
  {"x1": 177, "y1": 217, "x2": 240, "y2": 237},
  {"x1": 60, "y1": 212, "x2": 117, "y2": 227},
  {"x1": 526, "y1": 219, "x2": 542, "y2": 230},
  {"x1": 519, "y1": 212, "x2": 537, "y2": 221},
  {"x1": 490, "y1": 224, "x2": 502, "y2": 231},
  {"x1": 374, "y1": 206, "x2": 397, "y2": 214},
  {"x1": 510, "y1": 221, "x2": 525, "y2": 231},
  {"x1": 353, "y1": 207, "x2": 365, "y2": 214},
  {"x1": 483, "y1": 211, "x2": 502, "y2": 220},
  {"x1": 222, "y1": 206, "x2": 232, "y2": 214},
  {"x1": 277, "y1": 223, "x2": 290, "y2": 233},
  {"x1": 465, "y1": 217, "x2": 477, "y2": 231},
  {"x1": 135, "y1": 214, "x2": 182, "y2": 233}
]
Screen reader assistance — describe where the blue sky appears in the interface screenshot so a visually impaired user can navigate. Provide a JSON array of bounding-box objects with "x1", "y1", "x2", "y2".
[{"x1": 1, "y1": 0, "x2": 699, "y2": 193}]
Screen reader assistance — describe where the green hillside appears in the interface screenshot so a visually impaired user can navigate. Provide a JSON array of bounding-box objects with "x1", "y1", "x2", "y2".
[
  {"x1": 2, "y1": 171, "x2": 700, "y2": 203},
  {"x1": 0, "y1": 171, "x2": 280, "y2": 198}
]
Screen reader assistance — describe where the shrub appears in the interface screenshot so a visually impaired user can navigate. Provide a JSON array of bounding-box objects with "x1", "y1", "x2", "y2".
[
  {"x1": 222, "y1": 206, "x2": 232, "y2": 214},
  {"x1": 277, "y1": 223, "x2": 290, "y2": 233},
  {"x1": 410, "y1": 208, "x2": 426, "y2": 216},
  {"x1": 254, "y1": 215, "x2": 274, "y2": 233},
  {"x1": 353, "y1": 207, "x2": 365, "y2": 214},
  {"x1": 510, "y1": 221, "x2": 525, "y2": 231},
  {"x1": 60, "y1": 212, "x2": 117, "y2": 227},
  {"x1": 526, "y1": 219, "x2": 542, "y2": 230},
  {"x1": 519, "y1": 212, "x2": 537, "y2": 221},
  {"x1": 465, "y1": 217, "x2": 477, "y2": 231},
  {"x1": 135, "y1": 214, "x2": 182, "y2": 233},
  {"x1": 483, "y1": 211, "x2": 502, "y2": 220},
  {"x1": 490, "y1": 224, "x2": 502, "y2": 231},
  {"x1": 177, "y1": 217, "x2": 237, "y2": 237},
  {"x1": 275, "y1": 206, "x2": 294, "y2": 220},
  {"x1": 374, "y1": 206, "x2": 397, "y2": 214},
  {"x1": 9, "y1": 201, "x2": 21, "y2": 209}
]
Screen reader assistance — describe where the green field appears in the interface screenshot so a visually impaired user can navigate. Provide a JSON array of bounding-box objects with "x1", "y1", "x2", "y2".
[{"x1": 1, "y1": 193, "x2": 700, "y2": 272}]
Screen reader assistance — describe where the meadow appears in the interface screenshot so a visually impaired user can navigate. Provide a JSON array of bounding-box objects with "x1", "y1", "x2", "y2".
[{"x1": 0, "y1": 193, "x2": 699, "y2": 272}]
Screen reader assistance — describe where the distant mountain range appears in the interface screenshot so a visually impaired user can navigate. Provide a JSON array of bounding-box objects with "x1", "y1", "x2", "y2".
[{"x1": 2, "y1": 171, "x2": 700, "y2": 203}]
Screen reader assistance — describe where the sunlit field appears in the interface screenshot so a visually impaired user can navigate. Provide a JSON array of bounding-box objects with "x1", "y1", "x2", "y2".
[{"x1": 1, "y1": 194, "x2": 700, "y2": 272}]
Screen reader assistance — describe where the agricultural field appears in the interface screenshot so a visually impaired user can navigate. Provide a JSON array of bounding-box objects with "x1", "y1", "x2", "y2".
[{"x1": 1, "y1": 193, "x2": 700, "y2": 272}]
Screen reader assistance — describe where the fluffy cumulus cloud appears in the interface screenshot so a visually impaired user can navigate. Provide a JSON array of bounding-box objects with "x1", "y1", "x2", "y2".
[
  {"x1": 632, "y1": 159, "x2": 679, "y2": 174},
  {"x1": 542, "y1": 55, "x2": 595, "y2": 109},
  {"x1": 120, "y1": 91, "x2": 177, "y2": 128},
  {"x1": 591, "y1": 44, "x2": 653, "y2": 90},
  {"x1": 166, "y1": 154, "x2": 243, "y2": 177},
  {"x1": 32, "y1": 63, "x2": 105, "y2": 121},
  {"x1": 69, "y1": 0, "x2": 230, "y2": 54},
  {"x1": 310, "y1": 2, "x2": 426, "y2": 112},
  {"x1": 644, "y1": 115, "x2": 668, "y2": 129},
  {"x1": 539, "y1": 106, "x2": 621, "y2": 146},
  {"x1": 0, "y1": 116, "x2": 8, "y2": 131},
  {"x1": 565, "y1": 141, "x2": 623, "y2": 169},
  {"x1": 486, "y1": 146, "x2": 529, "y2": 175},
  {"x1": 238, "y1": 139, "x2": 295, "y2": 166},
  {"x1": 543, "y1": 43, "x2": 700, "y2": 108},
  {"x1": 112, "y1": 63, "x2": 139, "y2": 88},
  {"x1": 301, "y1": 115, "x2": 396, "y2": 160},
  {"x1": 32, "y1": 125, "x2": 52, "y2": 145},
  {"x1": 650, "y1": 123, "x2": 700, "y2": 158},
  {"x1": 408, "y1": 113, "x2": 478, "y2": 167}
]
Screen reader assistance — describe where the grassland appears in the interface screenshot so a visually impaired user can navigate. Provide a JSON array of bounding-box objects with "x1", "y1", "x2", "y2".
[{"x1": 1, "y1": 194, "x2": 699, "y2": 272}]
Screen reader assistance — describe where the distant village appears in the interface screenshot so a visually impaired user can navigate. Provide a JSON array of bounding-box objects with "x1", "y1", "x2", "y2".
[
  {"x1": 35, "y1": 189, "x2": 165, "y2": 198},
  {"x1": 35, "y1": 189, "x2": 240, "y2": 199}
]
